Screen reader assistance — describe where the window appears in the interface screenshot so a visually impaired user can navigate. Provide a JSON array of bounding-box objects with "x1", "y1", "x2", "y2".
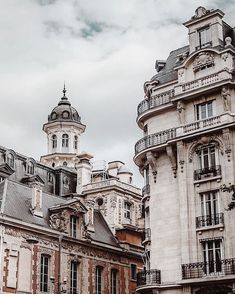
[
  {"x1": 7, "y1": 153, "x2": 14, "y2": 168},
  {"x1": 198, "y1": 145, "x2": 216, "y2": 170},
  {"x1": 70, "y1": 261, "x2": 78, "y2": 294},
  {"x1": 124, "y1": 202, "x2": 131, "y2": 220},
  {"x1": 70, "y1": 216, "x2": 77, "y2": 238},
  {"x1": 62, "y1": 111, "x2": 69, "y2": 118},
  {"x1": 130, "y1": 264, "x2": 137, "y2": 280},
  {"x1": 63, "y1": 176, "x2": 69, "y2": 188},
  {"x1": 40, "y1": 255, "x2": 49, "y2": 292},
  {"x1": 198, "y1": 191, "x2": 222, "y2": 227},
  {"x1": 96, "y1": 266, "x2": 102, "y2": 294},
  {"x1": 52, "y1": 162, "x2": 55, "y2": 168},
  {"x1": 51, "y1": 112, "x2": 57, "y2": 120},
  {"x1": 62, "y1": 134, "x2": 69, "y2": 149},
  {"x1": 63, "y1": 161, "x2": 68, "y2": 167},
  {"x1": 74, "y1": 135, "x2": 78, "y2": 150},
  {"x1": 27, "y1": 161, "x2": 34, "y2": 175},
  {"x1": 202, "y1": 239, "x2": 222, "y2": 274},
  {"x1": 0, "y1": 176, "x2": 5, "y2": 183},
  {"x1": 196, "y1": 101, "x2": 214, "y2": 120},
  {"x1": 52, "y1": 135, "x2": 57, "y2": 149},
  {"x1": 111, "y1": 269, "x2": 118, "y2": 294},
  {"x1": 48, "y1": 172, "x2": 54, "y2": 184},
  {"x1": 198, "y1": 26, "x2": 211, "y2": 48}
]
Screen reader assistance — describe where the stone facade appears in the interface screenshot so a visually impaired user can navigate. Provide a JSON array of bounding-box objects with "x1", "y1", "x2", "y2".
[{"x1": 135, "y1": 7, "x2": 235, "y2": 294}]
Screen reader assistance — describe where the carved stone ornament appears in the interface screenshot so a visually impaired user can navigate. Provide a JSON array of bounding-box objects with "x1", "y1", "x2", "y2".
[
  {"x1": 193, "y1": 52, "x2": 214, "y2": 72},
  {"x1": 143, "y1": 80, "x2": 158, "y2": 99},
  {"x1": 192, "y1": 7, "x2": 211, "y2": 19},
  {"x1": 145, "y1": 151, "x2": 158, "y2": 183},
  {"x1": 221, "y1": 87, "x2": 231, "y2": 112},
  {"x1": 166, "y1": 146, "x2": 177, "y2": 178},
  {"x1": 222, "y1": 128, "x2": 232, "y2": 162},
  {"x1": 50, "y1": 210, "x2": 69, "y2": 232},
  {"x1": 177, "y1": 100, "x2": 185, "y2": 125}
]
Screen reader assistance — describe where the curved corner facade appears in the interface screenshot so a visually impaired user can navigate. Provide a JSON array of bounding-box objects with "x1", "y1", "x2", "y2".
[{"x1": 135, "y1": 7, "x2": 235, "y2": 294}]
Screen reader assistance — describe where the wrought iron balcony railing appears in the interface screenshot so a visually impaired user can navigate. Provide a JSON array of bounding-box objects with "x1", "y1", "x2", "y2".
[
  {"x1": 194, "y1": 165, "x2": 221, "y2": 181},
  {"x1": 137, "y1": 90, "x2": 175, "y2": 116},
  {"x1": 196, "y1": 213, "x2": 224, "y2": 228},
  {"x1": 137, "y1": 269, "x2": 161, "y2": 286},
  {"x1": 182, "y1": 258, "x2": 235, "y2": 279},
  {"x1": 135, "y1": 128, "x2": 176, "y2": 154}
]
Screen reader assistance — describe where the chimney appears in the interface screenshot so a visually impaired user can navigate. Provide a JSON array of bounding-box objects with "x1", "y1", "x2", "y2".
[{"x1": 76, "y1": 152, "x2": 93, "y2": 194}]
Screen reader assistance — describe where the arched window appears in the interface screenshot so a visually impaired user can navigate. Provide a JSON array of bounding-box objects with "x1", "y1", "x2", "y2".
[
  {"x1": 7, "y1": 153, "x2": 14, "y2": 168},
  {"x1": 124, "y1": 202, "x2": 131, "y2": 220},
  {"x1": 62, "y1": 111, "x2": 69, "y2": 119},
  {"x1": 74, "y1": 135, "x2": 78, "y2": 150},
  {"x1": 27, "y1": 161, "x2": 34, "y2": 175},
  {"x1": 63, "y1": 161, "x2": 68, "y2": 167},
  {"x1": 52, "y1": 135, "x2": 57, "y2": 150},
  {"x1": 62, "y1": 134, "x2": 69, "y2": 149}
]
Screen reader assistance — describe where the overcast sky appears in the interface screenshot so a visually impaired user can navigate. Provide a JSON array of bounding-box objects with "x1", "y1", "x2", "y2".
[{"x1": 0, "y1": 0, "x2": 234, "y2": 187}]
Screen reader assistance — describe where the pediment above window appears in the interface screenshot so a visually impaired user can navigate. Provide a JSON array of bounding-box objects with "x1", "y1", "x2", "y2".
[{"x1": 21, "y1": 174, "x2": 45, "y2": 186}]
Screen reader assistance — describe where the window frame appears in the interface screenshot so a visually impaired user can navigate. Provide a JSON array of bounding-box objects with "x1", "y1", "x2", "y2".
[
  {"x1": 62, "y1": 134, "x2": 69, "y2": 149},
  {"x1": 111, "y1": 269, "x2": 118, "y2": 294},
  {"x1": 7, "y1": 153, "x2": 15, "y2": 169},
  {"x1": 130, "y1": 264, "x2": 137, "y2": 280},
  {"x1": 40, "y1": 254, "x2": 50, "y2": 292},
  {"x1": 202, "y1": 239, "x2": 223, "y2": 274},
  {"x1": 70, "y1": 260, "x2": 78, "y2": 294},
  {"x1": 70, "y1": 215, "x2": 77, "y2": 238},
  {"x1": 124, "y1": 202, "x2": 131, "y2": 220},
  {"x1": 197, "y1": 144, "x2": 218, "y2": 170},
  {"x1": 74, "y1": 135, "x2": 78, "y2": 150},
  {"x1": 96, "y1": 266, "x2": 102, "y2": 294},
  {"x1": 27, "y1": 161, "x2": 34, "y2": 175},
  {"x1": 52, "y1": 134, "x2": 57, "y2": 150},
  {"x1": 195, "y1": 100, "x2": 214, "y2": 121},
  {"x1": 198, "y1": 26, "x2": 211, "y2": 48}
]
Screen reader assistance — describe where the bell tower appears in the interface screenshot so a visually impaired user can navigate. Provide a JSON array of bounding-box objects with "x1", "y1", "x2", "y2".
[{"x1": 40, "y1": 85, "x2": 86, "y2": 168}]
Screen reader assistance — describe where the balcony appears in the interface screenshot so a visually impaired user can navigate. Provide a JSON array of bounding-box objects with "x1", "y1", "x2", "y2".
[
  {"x1": 137, "y1": 89, "x2": 175, "y2": 116},
  {"x1": 174, "y1": 69, "x2": 232, "y2": 98},
  {"x1": 137, "y1": 269, "x2": 161, "y2": 287},
  {"x1": 194, "y1": 165, "x2": 221, "y2": 181},
  {"x1": 182, "y1": 258, "x2": 235, "y2": 279},
  {"x1": 196, "y1": 213, "x2": 224, "y2": 228},
  {"x1": 135, "y1": 128, "x2": 176, "y2": 154},
  {"x1": 134, "y1": 113, "x2": 235, "y2": 163}
]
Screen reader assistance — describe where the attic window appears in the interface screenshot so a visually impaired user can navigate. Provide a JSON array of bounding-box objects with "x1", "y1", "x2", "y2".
[
  {"x1": 48, "y1": 172, "x2": 54, "y2": 184},
  {"x1": 124, "y1": 202, "x2": 131, "y2": 220},
  {"x1": 197, "y1": 26, "x2": 211, "y2": 49},
  {"x1": 7, "y1": 153, "x2": 15, "y2": 169},
  {"x1": 51, "y1": 112, "x2": 57, "y2": 120},
  {"x1": 63, "y1": 176, "x2": 69, "y2": 188},
  {"x1": 27, "y1": 161, "x2": 34, "y2": 175},
  {"x1": 62, "y1": 111, "x2": 69, "y2": 119}
]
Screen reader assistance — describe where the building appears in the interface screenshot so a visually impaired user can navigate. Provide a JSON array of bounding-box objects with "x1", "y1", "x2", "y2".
[
  {"x1": 134, "y1": 6, "x2": 235, "y2": 294},
  {"x1": 0, "y1": 87, "x2": 143, "y2": 293}
]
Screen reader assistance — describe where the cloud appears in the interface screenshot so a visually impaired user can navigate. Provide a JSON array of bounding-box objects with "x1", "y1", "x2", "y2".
[{"x1": 0, "y1": 0, "x2": 235, "y2": 186}]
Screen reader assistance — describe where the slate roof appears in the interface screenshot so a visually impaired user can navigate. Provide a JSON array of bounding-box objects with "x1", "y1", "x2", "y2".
[
  {"x1": 151, "y1": 45, "x2": 189, "y2": 84},
  {"x1": 0, "y1": 179, "x2": 119, "y2": 247}
]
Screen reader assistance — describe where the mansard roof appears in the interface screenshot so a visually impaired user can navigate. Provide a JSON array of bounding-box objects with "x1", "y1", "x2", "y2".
[{"x1": 0, "y1": 179, "x2": 119, "y2": 247}]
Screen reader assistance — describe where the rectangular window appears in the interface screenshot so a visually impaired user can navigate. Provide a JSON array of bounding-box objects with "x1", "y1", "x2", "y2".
[
  {"x1": 70, "y1": 261, "x2": 78, "y2": 294},
  {"x1": 202, "y1": 239, "x2": 222, "y2": 274},
  {"x1": 70, "y1": 216, "x2": 77, "y2": 238},
  {"x1": 111, "y1": 269, "x2": 118, "y2": 294},
  {"x1": 198, "y1": 27, "x2": 211, "y2": 48},
  {"x1": 200, "y1": 191, "x2": 220, "y2": 226},
  {"x1": 96, "y1": 266, "x2": 102, "y2": 294},
  {"x1": 196, "y1": 101, "x2": 214, "y2": 120},
  {"x1": 124, "y1": 202, "x2": 131, "y2": 220},
  {"x1": 40, "y1": 255, "x2": 49, "y2": 292},
  {"x1": 130, "y1": 264, "x2": 137, "y2": 280},
  {"x1": 198, "y1": 145, "x2": 216, "y2": 169}
]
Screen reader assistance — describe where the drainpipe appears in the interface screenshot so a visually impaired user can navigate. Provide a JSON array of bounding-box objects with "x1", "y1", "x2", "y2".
[{"x1": 58, "y1": 234, "x2": 63, "y2": 294}]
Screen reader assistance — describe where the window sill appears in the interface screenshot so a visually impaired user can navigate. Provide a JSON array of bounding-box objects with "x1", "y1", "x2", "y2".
[{"x1": 196, "y1": 224, "x2": 224, "y2": 233}]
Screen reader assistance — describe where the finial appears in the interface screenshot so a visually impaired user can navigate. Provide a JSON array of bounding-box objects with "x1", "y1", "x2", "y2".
[{"x1": 63, "y1": 82, "x2": 67, "y2": 97}]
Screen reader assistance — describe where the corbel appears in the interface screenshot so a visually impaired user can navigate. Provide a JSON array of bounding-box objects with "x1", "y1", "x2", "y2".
[{"x1": 166, "y1": 145, "x2": 177, "y2": 178}]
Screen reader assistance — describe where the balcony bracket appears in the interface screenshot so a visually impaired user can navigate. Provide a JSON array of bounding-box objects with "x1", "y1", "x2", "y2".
[{"x1": 166, "y1": 146, "x2": 177, "y2": 178}]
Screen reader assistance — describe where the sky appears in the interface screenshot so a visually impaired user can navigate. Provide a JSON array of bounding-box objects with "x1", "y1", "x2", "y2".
[{"x1": 0, "y1": 0, "x2": 234, "y2": 187}]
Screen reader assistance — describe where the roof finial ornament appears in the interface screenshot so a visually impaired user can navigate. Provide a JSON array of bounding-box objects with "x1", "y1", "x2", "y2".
[{"x1": 63, "y1": 82, "x2": 67, "y2": 97}]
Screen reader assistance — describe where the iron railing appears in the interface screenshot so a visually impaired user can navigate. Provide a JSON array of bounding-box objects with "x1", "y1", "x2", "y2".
[
  {"x1": 182, "y1": 258, "x2": 235, "y2": 279},
  {"x1": 137, "y1": 89, "x2": 175, "y2": 116},
  {"x1": 196, "y1": 213, "x2": 224, "y2": 228},
  {"x1": 137, "y1": 269, "x2": 161, "y2": 286},
  {"x1": 194, "y1": 165, "x2": 221, "y2": 181}
]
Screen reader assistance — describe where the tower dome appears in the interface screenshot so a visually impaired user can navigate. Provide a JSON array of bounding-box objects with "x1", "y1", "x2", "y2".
[{"x1": 40, "y1": 85, "x2": 86, "y2": 169}]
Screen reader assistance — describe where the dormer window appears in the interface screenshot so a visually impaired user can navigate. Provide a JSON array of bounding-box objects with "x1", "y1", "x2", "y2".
[
  {"x1": 51, "y1": 112, "x2": 57, "y2": 120},
  {"x1": 62, "y1": 111, "x2": 69, "y2": 119},
  {"x1": 48, "y1": 172, "x2": 54, "y2": 184},
  {"x1": 7, "y1": 153, "x2": 15, "y2": 169},
  {"x1": 198, "y1": 26, "x2": 211, "y2": 49},
  {"x1": 27, "y1": 161, "x2": 34, "y2": 175},
  {"x1": 70, "y1": 215, "x2": 77, "y2": 238},
  {"x1": 124, "y1": 202, "x2": 131, "y2": 220}
]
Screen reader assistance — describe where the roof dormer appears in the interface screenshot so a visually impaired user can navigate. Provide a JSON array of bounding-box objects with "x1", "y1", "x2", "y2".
[{"x1": 184, "y1": 7, "x2": 225, "y2": 54}]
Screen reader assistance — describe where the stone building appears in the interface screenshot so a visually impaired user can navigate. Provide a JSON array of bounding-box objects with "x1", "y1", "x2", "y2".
[
  {"x1": 0, "y1": 87, "x2": 143, "y2": 293},
  {"x1": 134, "y1": 7, "x2": 235, "y2": 294}
]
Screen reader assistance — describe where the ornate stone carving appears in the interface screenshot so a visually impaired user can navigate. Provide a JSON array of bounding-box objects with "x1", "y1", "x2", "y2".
[
  {"x1": 50, "y1": 210, "x2": 69, "y2": 232},
  {"x1": 145, "y1": 151, "x2": 158, "y2": 182},
  {"x1": 166, "y1": 146, "x2": 177, "y2": 178},
  {"x1": 222, "y1": 128, "x2": 232, "y2": 162},
  {"x1": 221, "y1": 87, "x2": 231, "y2": 112},
  {"x1": 222, "y1": 52, "x2": 229, "y2": 62},
  {"x1": 193, "y1": 52, "x2": 214, "y2": 72},
  {"x1": 177, "y1": 100, "x2": 185, "y2": 124},
  {"x1": 225, "y1": 36, "x2": 232, "y2": 47},
  {"x1": 143, "y1": 80, "x2": 158, "y2": 99},
  {"x1": 177, "y1": 141, "x2": 185, "y2": 173},
  {"x1": 192, "y1": 7, "x2": 211, "y2": 19}
]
